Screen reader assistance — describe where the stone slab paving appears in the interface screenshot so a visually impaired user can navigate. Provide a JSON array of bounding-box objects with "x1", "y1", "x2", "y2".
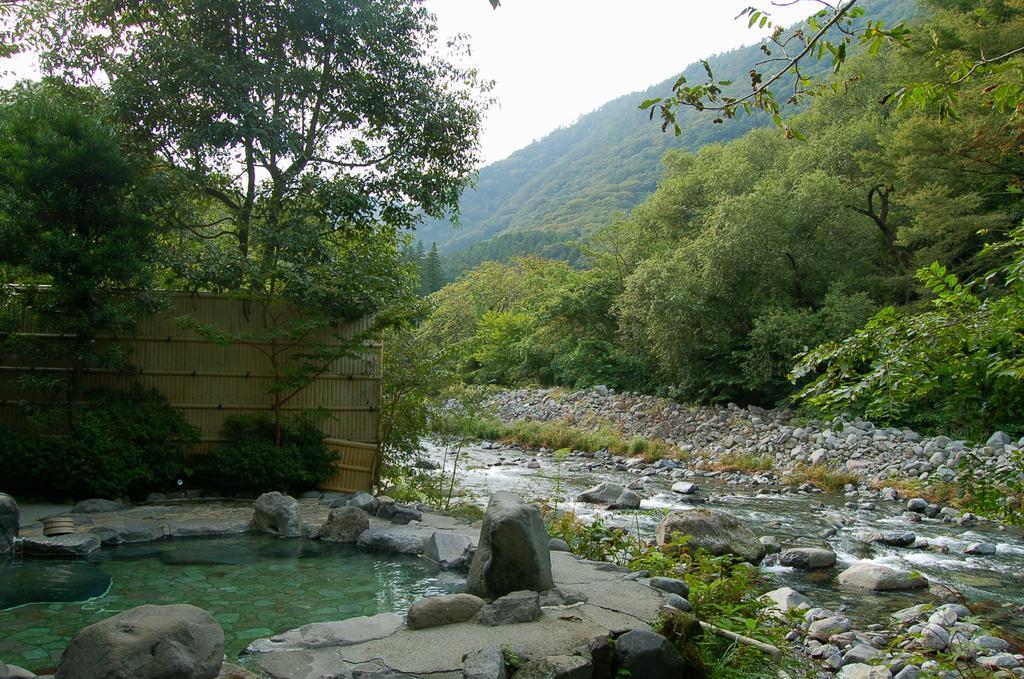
[{"x1": 252, "y1": 551, "x2": 666, "y2": 679}]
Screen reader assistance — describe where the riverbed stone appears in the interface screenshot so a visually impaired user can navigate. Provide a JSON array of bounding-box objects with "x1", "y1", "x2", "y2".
[
  {"x1": 406, "y1": 593, "x2": 485, "y2": 630},
  {"x1": 779, "y1": 547, "x2": 836, "y2": 569},
  {"x1": 71, "y1": 498, "x2": 123, "y2": 514},
  {"x1": 479, "y1": 590, "x2": 542, "y2": 626},
  {"x1": 0, "y1": 493, "x2": 18, "y2": 558},
  {"x1": 842, "y1": 644, "x2": 880, "y2": 666},
  {"x1": 613, "y1": 629, "x2": 688, "y2": 679},
  {"x1": 763, "y1": 587, "x2": 812, "y2": 612},
  {"x1": 866, "y1": 531, "x2": 916, "y2": 547},
  {"x1": 348, "y1": 493, "x2": 379, "y2": 514},
  {"x1": 467, "y1": 492, "x2": 554, "y2": 599},
  {"x1": 670, "y1": 481, "x2": 699, "y2": 495},
  {"x1": 838, "y1": 664, "x2": 891, "y2": 679},
  {"x1": 424, "y1": 531, "x2": 473, "y2": 569},
  {"x1": 837, "y1": 563, "x2": 928, "y2": 591},
  {"x1": 20, "y1": 532, "x2": 100, "y2": 557},
  {"x1": 319, "y1": 506, "x2": 369, "y2": 543},
  {"x1": 964, "y1": 542, "x2": 996, "y2": 555},
  {"x1": 462, "y1": 647, "x2": 507, "y2": 679},
  {"x1": 576, "y1": 482, "x2": 639, "y2": 509},
  {"x1": 656, "y1": 508, "x2": 766, "y2": 564},
  {"x1": 514, "y1": 655, "x2": 591, "y2": 679},
  {"x1": 809, "y1": 616, "x2": 853, "y2": 641},
  {"x1": 252, "y1": 492, "x2": 301, "y2": 538},
  {"x1": 55, "y1": 604, "x2": 224, "y2": 679}
]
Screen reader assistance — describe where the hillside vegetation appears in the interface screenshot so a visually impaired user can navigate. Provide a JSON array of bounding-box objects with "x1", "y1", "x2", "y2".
[
  {"x1": 421, "y1": 0, "x2": 915, "y2": 277},
  {"x1": 413, "y1": 0, "x2": 1024, "y2": 442}
]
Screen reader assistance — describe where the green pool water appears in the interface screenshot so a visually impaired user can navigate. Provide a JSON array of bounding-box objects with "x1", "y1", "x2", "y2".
[{"x1": 0, "y1": 535, "x2": 460, "y2": 674}]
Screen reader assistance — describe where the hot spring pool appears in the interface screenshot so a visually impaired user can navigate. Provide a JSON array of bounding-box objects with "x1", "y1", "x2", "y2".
[{"x1": 0, "y1": 534, "x2": 460, "y2": 673}]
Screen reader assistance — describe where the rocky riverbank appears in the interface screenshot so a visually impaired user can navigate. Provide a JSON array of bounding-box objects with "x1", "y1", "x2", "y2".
[{"x1": 485, "y1": 387, "x2": 1023, "y2": 494}]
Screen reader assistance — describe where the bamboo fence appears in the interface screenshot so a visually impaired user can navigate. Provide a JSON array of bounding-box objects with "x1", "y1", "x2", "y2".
[{"x1": 0, "y1": 292, "x2": 382, "y2": 492}]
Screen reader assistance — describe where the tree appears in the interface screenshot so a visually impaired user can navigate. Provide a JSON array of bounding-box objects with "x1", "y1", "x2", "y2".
[
  {"x1": 15, "y1": 0, "x2": 490, "y2": 440},
  {"x1": 421, "y1": 243, "x2": 446, "y2": 295},
  {"x1": 0, "y1": 81, "x2": 169, "y2": 405}
]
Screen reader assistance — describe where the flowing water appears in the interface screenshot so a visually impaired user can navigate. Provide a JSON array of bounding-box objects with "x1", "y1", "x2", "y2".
[
  {"x1": 0, "y1": 534, "x2": 460, "y2": 673},
  {"x1": 427, "y1": 441, "x2": 1024, "y2": 641}
]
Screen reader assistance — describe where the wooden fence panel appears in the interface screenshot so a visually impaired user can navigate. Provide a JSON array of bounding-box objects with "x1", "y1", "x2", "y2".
[{"x1": 0, "y1": 292, "x2": 381, "y2": 492}]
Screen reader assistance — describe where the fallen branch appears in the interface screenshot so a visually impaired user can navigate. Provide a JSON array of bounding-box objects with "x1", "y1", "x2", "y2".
[{"x1": 699, "y1": 621, "x2": 782, "y2": 658}]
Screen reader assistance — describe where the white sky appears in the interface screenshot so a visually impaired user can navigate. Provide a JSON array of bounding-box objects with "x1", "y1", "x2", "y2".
[
  {"x1": 426, "y1": 0, "x2": 811, "y2": 165},
  {"x1": 2, "y1": 1, "x2": 813, "y2": 167}
]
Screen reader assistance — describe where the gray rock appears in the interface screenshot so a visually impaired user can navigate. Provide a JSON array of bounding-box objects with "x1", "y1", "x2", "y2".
[
  {"x1": 548, "y1": 538, "x2": 570, "y2": 552},
  {"x1": 406, "y1": 593, "x2": 485, "y2": 630},
  {"x1": 809, "y1": 616, "x2": 853, "y2": 641},
  {"x1": 467, "y1": 492, "x2": 554, "y2": 599},
  {"x1": 866, "y1": 531, "x2": 916, "y2": 547},
  {"x1": 356, "y1": 527, "x2": 425, "y2": 554},
  {"x1": 759, "y1": 535, "x2": 782, "y2": 554},
  {"x1": 670, "y1": 481, "x2": 699, "y2": 495},
  {"x1": 919, "y1": 622, "x2": 950, "y2": 650},
  {"x1": 3, "y1": 665, "x2": 34, "y2": 679},
  {"x1": 907, "y1": 498, "x2": 928, "y2": 512},
  {"x1": 964, "y1": 542, "x2": 996, "y2": 555},
  {"x1": 348, "y1": 492, "x2": 379, "y2": 515},
  {"x1": 974, "y1": 635, "x2": 1010, "y2": 652},
  {"x1": 893, "y1": 667, "x2": 920, "y2": 679},
  {"x1": 168, "y1": 520, "x2": 250, "y2": 537},
  {"x1": 462, "y1": 646, "x2": 507, "y2": 679},
  {"x1": 986, "y1": 431, "x2": 1012, "y2": 450},
  {"x1": 842, "y1": 644, "x2": 880, "y2": 666},
  {"x1": 389, "y1": 505, "x2": 422, "y2": 525},
  {"x1": 71, "y1": 499, "x2": 123, "y2": 514},
  {"x1": 763, "y1": 586, "x2": 812, "y2": 612},
  {"x1": 614, "y1": 629, "x2": 687, "y2": 679},
  {"x1": 649, "y1": 576, "x2": 689, "y2": 597},
  {"x1": 55, "y1": 604, "x2": 224, "y2": 679},
  {"x1": 664, "y1": 593, "x2": 692, "y2": 612},
  {"x1": 424, "y1": 532, "x2": 473, "y2": 569},
  {"x1": 374, "y1": 496, "x2": 397, "y2": 519},
  {"x1": 837, "y1": 563, "x2": 928, "y2": 591},
  {"x1": 977, "y1": 653, "x2": 1021, "y2": 670},
  {"x1": 479, "y1": 590, "x2": 542, "y2": 626},
  {"x1": 252, "y1": 492, "x2": 300, "y2": 538},
  {"x1": 576, "y1": 482, "x2": 639, "y2": 509},
  {"x1": 656, "y1": 508, "x2": 766, "y2": 564},
  {"x1": 20, "y1": 533, "x2": 100, "y2": 557},
  {"x1": 89, "y1": 522, "x2": 166, "y2": 545},
  {"x1": 0, "y1": 493, "x2": 18, "y2": 558},
  {"x1": 245, "y1": 613, "x2": 403, "y2": 653},
  {"x1": 514, "y1": 655, "x2": 591, "y2": 679},
  {"x1": 891, "y1": 603, "x2": 931, "y2": 624},
  {"x1": 838, "y1": 664, "x2": 891, "y2": 679},
  {"x1": 319, "y1": 506, "x2": 369, "y2": 543},
  {"x1": 540, "y1": 587, "x2": 588, "y2": 606},
  {"x1": 779, "y1": 547, "x2": 836, "y2": 570}
]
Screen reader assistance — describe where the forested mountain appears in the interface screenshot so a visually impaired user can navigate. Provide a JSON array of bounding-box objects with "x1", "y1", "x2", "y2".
[{"x1": 421, "y1": 0, "x2": 915, "y2": 276}]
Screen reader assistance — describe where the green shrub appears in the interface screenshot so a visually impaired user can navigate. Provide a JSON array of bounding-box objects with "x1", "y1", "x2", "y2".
[
  {"x1": 0, "y1": 384, "x2": 198, "y2": 499},
  {"x1": 196, "y1": 414, "x2": 334, "y2": 494}
]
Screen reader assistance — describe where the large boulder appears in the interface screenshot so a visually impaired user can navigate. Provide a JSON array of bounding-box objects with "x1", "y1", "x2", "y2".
[
  {"x1": 837, "y1": 563, "x2": 928, "y2": 591},
  {"x1": 356, "y1": 527, "x2": 425, "y2": 554},
  {"x1": 55, "y1": 604, "x2": 224, "y2": 679},
  {"x1": 252, "y1": 492, "x2": 300, "y2": 538},
  {"x1": 576, "y1": 482, "x2": 640, "y2": 509},
  {"x1": 406, "y1": 593, "x2": 485, "y2": 630},
  {"x1": 0, "y1": 493, "x2": 18, "y2": 558},
  {"x1": 614, "y1": 629, "x2": 689, "y2": 679},
  {"x1": 467, "y1": 492, "x2": 554, "y2": 599},
  {"x1": 319, "y1": 506, "x2": 369, "y2": 543},
  {"x1": 656, "y1": 508, "x2": 766, "y2": 564}
]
